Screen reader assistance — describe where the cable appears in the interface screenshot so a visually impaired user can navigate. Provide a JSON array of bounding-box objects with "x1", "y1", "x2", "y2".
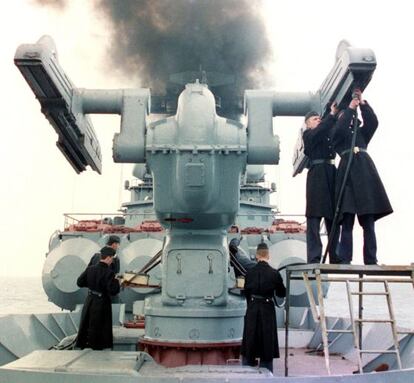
[
  {"x1": 229, "y1": 251, "x2": 247, "y2": 277},
  {"x1": 321, "y1": 109, "x2": 359, "y2": 264}
]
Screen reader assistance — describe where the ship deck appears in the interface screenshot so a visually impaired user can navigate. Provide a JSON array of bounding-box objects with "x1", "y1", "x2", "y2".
[
  {"x1": 274, "y1": 347, "x2": 356, "y2": 376},
  {"x1": 2, "y1": 348, "x2": 413, "y2": 382}
]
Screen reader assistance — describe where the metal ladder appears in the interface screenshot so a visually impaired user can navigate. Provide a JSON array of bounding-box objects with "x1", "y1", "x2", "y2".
[
  {"x1": 284, "y1": 265, "x2": 414, "y2": 377},
  {"x1": 302, "y1": 271, "x2": 406, "y2": 375},
  {"x1": 302, "y1": 270, "x2": 341, "y2": 375},
  {"x1": 345, "y1": 278, "x2": 402, "y2": 373}
]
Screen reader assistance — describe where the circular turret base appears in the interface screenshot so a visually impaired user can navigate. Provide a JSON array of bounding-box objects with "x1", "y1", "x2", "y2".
[{"x1": 138, "y1": 337, "x2": 241, "y2": 367}]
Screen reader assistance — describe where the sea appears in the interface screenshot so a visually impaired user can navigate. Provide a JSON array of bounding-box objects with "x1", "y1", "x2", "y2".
[{"x1": 1, "y1": 276, "x2": 414, "y2": 329}]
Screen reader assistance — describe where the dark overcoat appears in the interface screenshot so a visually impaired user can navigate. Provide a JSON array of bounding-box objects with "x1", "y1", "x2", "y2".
[
  {"x1": 333, "y1": 103, "x2": 393, "y2": 220},
  {"x1": 89, "y1": 251, "x2": 120, "y2": 273},
  {"x1": 75, "y1": 262, "x2": 120, "y2": 350},
  {"x1": 303, "y1": 114, "x2": 337, "y2": 219},
  {"x1": 241, "y1": 261, "x2": 286, "y2": 362}
]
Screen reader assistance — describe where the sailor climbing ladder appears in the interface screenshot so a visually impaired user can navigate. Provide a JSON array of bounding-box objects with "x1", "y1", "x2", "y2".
[{"x1": 284, "y1": 264, "x2": 414, "y2": 376}]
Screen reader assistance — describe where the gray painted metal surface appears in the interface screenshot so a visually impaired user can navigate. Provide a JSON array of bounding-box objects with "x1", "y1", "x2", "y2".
[
  {"x1": 42, "y1": 238, "x2": 98, "y2": 310},
  {"x1": 5, "y1": 35, "x2": 414, "y2": 382},
  {"x1": 1, "y1": 350, "x2": 414, "y2": 382},
  {"x1": 14, "y1": 36, "x2": 102, "y2": 174},
  {"x1": 1, "y1": 312, "x2": 414, "y2": 381}
]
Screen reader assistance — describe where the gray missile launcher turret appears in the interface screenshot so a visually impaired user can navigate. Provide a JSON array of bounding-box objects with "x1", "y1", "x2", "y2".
[{"x1": 1, "y1": 36, "x2": 413, "y2": 382}]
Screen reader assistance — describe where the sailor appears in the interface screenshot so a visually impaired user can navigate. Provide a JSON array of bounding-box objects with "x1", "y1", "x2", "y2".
[
  {"x1": 303, "y1": 102, "x2": 339, "y2": 263},
  {"x1": 241, "y1": 243, "x2": 286, "y2": 373},
  {"x1": 333, "y1": 90, "x2": 393, "y2": 264},
  {"x1": 89, "y1": 235, "x2": 121, "y2": 273},
  {"x1": 228, "y1": 238, "x2": 256, "y2": 277},
  {"x1": 75, "y1": 247, "x2": 121, "y2": 350}
]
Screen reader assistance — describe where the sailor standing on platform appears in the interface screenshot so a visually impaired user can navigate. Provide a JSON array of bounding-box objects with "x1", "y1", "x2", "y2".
[
  {"x1": 333, "y1": 90, "x2": 393, "y2": 265},
  {"x1": 75, "y1": 247, "x2": 121, "y2": 350},
  {"x1": 241, "y1": 243, "x2": 286, "y2": 373},
  {"x1": 303, "y1": 102, "x2": 339, "y2": 263}
]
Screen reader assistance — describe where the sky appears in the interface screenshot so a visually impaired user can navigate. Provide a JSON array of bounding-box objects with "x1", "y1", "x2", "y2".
[{"x1": 0, "y1": 0, "x2": 413, "y2": 277}]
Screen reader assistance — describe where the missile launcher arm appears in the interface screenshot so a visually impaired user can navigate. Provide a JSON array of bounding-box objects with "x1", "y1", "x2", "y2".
[
  {"x1": 14, "y1": 35, "x2": 150, "y2": 173},
  {"x1": 317, "y1": 40, "x2": 377, "y2": 117},
  {"x1": 292, "y1": 40, "x2": 377, "y2": 176},
  {"x1": 14, "y1": 36, "x2": 102, "y2": 174}
]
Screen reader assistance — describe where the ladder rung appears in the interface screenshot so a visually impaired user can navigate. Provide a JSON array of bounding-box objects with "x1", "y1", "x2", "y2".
[
  {"x1": 355, "y1": 319, "x2": 394, "y2": 323},
  {"x1": 326, "y1": 329, "x2": 353, "y2": 333},
  {"x1": 359, "y1": 350, "x2": 399, "y2": 354},
  {"x1": 350, "y1": 292, "x2": 389, "y2": 295},
  {"x1": 322, "y1": 277, "x2": 413, "y2": 283},
  {"x1": 398, "y1": 330, "x2": 414, "y2": 335}
]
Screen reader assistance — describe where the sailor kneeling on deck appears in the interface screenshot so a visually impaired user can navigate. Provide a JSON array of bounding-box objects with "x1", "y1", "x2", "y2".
[
  {"x1": 241, "y1": 243, "x2": 286, "y2": 373},
  {"x1": 75, "y1": 246, "x2": 121, "y2": 350}
]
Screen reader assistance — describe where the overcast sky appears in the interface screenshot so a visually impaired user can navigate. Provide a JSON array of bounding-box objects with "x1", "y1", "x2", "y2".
[{"x1": 0, "y1": 0, "x2": 412, "y2": 277}]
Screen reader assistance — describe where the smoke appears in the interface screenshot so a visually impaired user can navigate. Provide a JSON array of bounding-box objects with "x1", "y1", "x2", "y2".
[
  {"x1": 33, "y1": 0, "x2": 272, "y2": 116},
  {"x1": 96, "y1": 0, "x2": 271, "y2": 116}
]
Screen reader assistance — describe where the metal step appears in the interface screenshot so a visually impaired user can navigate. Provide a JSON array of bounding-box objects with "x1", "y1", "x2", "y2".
[
  {"x1": 355, "y1": 319, "x2": 394, "y2": 323},
  {"x1": 359, "y1": 349, "x2": 399, "y2": 354}
]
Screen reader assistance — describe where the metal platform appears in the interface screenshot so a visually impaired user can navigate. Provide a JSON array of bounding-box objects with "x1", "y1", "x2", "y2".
[
  {"x1": 284, "y1": 264, "x2": 414, "y2": 376},
  {"x1": 286, "y1": 264, "x2": 414, "y2": 277}
]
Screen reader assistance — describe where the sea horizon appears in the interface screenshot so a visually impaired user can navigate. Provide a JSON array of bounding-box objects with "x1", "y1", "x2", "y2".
[{"x1": 1, "y1": 275, "x2": 413, "y2": 330}]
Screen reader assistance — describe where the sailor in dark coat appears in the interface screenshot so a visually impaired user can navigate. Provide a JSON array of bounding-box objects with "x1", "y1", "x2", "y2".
[
  {"x1": 241, "y1": 243, "x2": 286, "y2": 373},
  {"x1": 333, "y1": 90, "x2": 393, "y2": 264},
  {"x1": 75, "y1": 247, "x2": 121, "y2": 350},
  {"x1": 303, "y1": 102, "x2": 339, "y2": 263},
  {"x1": 88, "y1": 235, "x2": 121, "y2": 274}
]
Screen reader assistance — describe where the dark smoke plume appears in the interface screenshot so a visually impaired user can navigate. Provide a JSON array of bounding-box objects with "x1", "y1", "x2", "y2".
[
  {"x1": 34, "y1": 0, "x2": 272, "y2": 117},
  {"x1": 95, "y1": 0, "x2": 271, "y2": 117}
]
